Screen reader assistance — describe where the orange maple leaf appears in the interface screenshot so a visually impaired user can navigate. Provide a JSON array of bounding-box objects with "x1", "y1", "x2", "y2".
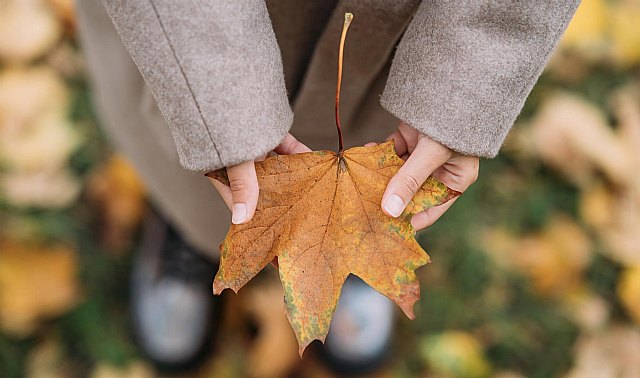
[{"x1": 207, "y1": 141, "x2": 459, "y2": 353}]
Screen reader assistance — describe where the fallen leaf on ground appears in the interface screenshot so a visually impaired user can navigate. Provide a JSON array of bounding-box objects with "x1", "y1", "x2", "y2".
[
  {"x1": 482, "y1": 215, "x2": 592, "y2": 297},
  {"x1": 562, "y1": 288, "x2": 610, "y2": 332},
  {"x1": 559, "y1": 0, "x2": 608, "y2": 60},
  {"x1": 90, "y1": 362, "x2": 154, "y2": 378},
  {"x1": 0, "y1": 0, "x2": 62, "y2": 63},
  {"x1": 618, "y1": 266, "x2": 640, "y2": 325},
  {"x1": 580, "y1": 184, "x2": 640, "y2": 266},
  {"x1": 609, "y1": 1, "x2": 640, "y2": 68},
  {"x1": 86, "y1": 155, "x2": 146, "y2": 253},
  {"x1": 0, "y1": 66, "x2": 69, "y2": 134},
  {"x1": 564, "y1": 325, "x2": 640, "y2": 378},
  {"x1": 0, "y1": 240, "x2": 79, "y2": 336},
  {"x1": 208, "y1": 141, "x2": 460, "y2": 353},
  {"x1": 242, "y1": 275, "x2": 298, "y2": 378},
  {"x1": 528, "y1": 92, "x2": 632, "y2": 187},
  {"x1": 0, "y1": 112, "x2": 78, "y2": 173},
  {"x1": 1, "y1": 169, "x2": 81, "y2": 209},
  {"x1": 26, "y1": 335, "x2": 68, "y2": 378},
  {"x1": 47, "y1": 0, "x2": 75, "y2": 30},
  {"x1": 419, "y1": 331, "x2": 491, "y2": 378}
]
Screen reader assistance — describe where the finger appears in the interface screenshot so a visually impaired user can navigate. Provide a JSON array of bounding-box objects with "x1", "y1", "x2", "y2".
[
  {"x1": 431, "y1": 155, "x2": 479, "y2": 192},
  {"x1": 274, "y1": 133, "x2": 311, "y2": 155},
  {"x1": 382, "y1": 138, "x2": 451, "y2": 218},
  {"x1": 227, "y1": 161, "x2": 259, "y2": 224},
  {"x1": 397, "y1": 123, "x2": 420, "y2": 153},
  {"x1": 411, "y1": 198, "x2": 457, "y2": 230},
  {"x1": 208, "y1": 178, "x2": 234, "y2": 210},
  {"x1": 364, "y1": 142, "x2": 377, "y2": 148},
  {"x1": 386, "y1": 130, "x2": 408, "y2": 157}
]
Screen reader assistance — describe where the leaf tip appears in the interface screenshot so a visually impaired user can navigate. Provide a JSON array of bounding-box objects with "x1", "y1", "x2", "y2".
[
  {"x1": 298, "y1": 341, "x2": 313, "y2": 357},
  {"x1": 400, "y1": 301, "x2": 417, "y2": 320},
  {"x1": 212, "y1": 277, "x2": 240, "y2": 295},
  {"x1": 212, "y1": 281, "x2": 223, "y2": 295},
  {"x1": 447, "y1": 187, "x2": 463, "y2": 200}
]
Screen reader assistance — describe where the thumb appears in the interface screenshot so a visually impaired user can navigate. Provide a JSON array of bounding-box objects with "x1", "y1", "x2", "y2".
[
  {"x1": 227, "y1": 160, "x2": 259, "y2": 224},
  {"x1": 382, "y1": 137, "x2": 451, "y2": 217}
]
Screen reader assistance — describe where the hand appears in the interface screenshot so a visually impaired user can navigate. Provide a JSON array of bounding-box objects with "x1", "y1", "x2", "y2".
[
  {"x1": 379, "y1": 123, "x2": 479, "y2": 230},
  {"x1": 210, "y1": 133, "x2": 311, "y2": 225}
]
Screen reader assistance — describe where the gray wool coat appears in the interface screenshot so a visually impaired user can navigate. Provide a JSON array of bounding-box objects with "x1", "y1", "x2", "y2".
[
  {"x1": 76, "y1": 0, "x2": 579, "y2": 255},
  {"x1": 94, "y1": 0, "x2": 579, "y2": 170}
]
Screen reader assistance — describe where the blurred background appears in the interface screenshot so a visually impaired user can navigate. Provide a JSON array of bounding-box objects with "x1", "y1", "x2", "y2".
[{"x1": 1, "y1": 0, "x2": 640, "y2": 377}]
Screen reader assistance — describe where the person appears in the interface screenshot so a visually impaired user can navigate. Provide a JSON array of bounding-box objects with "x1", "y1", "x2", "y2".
[{"x1": 76, "y1": 0, "x2": 580, "y2": 373}]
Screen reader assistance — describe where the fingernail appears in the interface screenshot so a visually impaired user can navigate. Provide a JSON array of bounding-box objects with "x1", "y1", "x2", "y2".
[
  {"x1": 383, "y1": 194, "x2": 405, "y2": 217},
  {"x1": 232, "y1": 203, "x2": 247, "y2": 224}
]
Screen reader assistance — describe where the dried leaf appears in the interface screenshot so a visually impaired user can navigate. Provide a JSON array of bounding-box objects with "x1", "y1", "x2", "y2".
[
  {"x1": 528, "y1": 92, "x2": 632, "y2": 187},
  {"x1": 86, "y1": 156, "x2": 146, "y2": 252},
  {"x1": 208, "y1": 141, "x2": 459, "y2": 353},
  {"x1": 581, "y1": 184, "x2": 640, "y2": 266},
  {"x1": 90, "y1": 362, "x2": 154, "y2": 378},
  {"x1": 419, "y1": 331, "x2": 492, "y2": 378},
  {"x1": 0, "y1": 0, "x2": 62, "y2": 63},
  {"x1": 0, "y1": 112, "x2": 78, "y2": 173},
  {"x1": 564, "y1": 326, "x2": 640, "y2": 378},
  {"x1": 562, "y1": 288, "x2": 610, "y2": 332},
  {"x1": 618, "y1": 266, "x2": 640, "y2": 325},
  {"x1": 559, "y1": 0, "x2": 608, "y2": 60},
  {"x1": 26, "y1": 335, "x2": 68, "y2": 378},
  {"x1": 0, "y1": 240, "x2": 79, "y2": 336},
  {"x1": 482, "y1": 215, "x2": 592, "y2": 297},
  {"x1": 0, "y1": 66, "x2": 69, "y2": 134},
  {"x1": 47, "y1": 0, "x2": 75, "y2": 31},
  {"x1": 609, "y1": 1, "x2": 640, "y2": 68},
  {"x1": 1, "y1": 169, "x2": 81, "y2": 209},
  {"x1": 242, "y1": 276, "x2": 298, "y2": 378}
]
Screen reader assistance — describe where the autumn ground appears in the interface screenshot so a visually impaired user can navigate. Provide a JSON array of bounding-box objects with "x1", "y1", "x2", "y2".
[{"x1": 1, "y1": 1, "x2": 640, "y2": 377}]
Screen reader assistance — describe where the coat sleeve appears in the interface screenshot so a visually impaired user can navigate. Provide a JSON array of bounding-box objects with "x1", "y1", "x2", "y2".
[
  {"x1": 100, "y1": 0, "x2": 293, "y2": 171},
  {"x1": 380, "y1": 0, "x2": 580, "y2": 158}
]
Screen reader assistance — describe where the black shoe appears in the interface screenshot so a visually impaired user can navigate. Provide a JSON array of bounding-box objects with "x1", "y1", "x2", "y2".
[
  {"x1": 319, "y1": 275, "x2": 395, "y2": 375},
  {"x1": 131, "y1": 209, "x2": 220, "y2": 371}
]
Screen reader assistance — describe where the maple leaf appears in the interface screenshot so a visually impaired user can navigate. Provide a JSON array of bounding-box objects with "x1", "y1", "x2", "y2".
[
  {"x1": 0, "y1": 240, "x2": 79, "y2": 336},
  {"x1": 207, "y1": 141, "x2": 460, "y2": 353}
]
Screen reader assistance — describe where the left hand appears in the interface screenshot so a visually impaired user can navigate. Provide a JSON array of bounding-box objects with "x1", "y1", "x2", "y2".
[
  {"x1": 378, "y1": 122, "x2": 479, "y2": 230},
  {"x1": 210, "y1": 133, "x2": 310, "y2": 225}
]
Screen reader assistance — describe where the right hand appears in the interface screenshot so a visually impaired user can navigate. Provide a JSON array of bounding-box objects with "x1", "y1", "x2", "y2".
[
  {"x1": 380, "y1": 123, "x2": 479, "y2": 230},
  {"x1": 209, "y1": 133, "x2": 310, "y2": 225}
]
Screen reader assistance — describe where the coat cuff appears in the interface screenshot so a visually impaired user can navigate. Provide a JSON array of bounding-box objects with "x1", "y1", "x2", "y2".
[
  {"x1": 381, "y1": 0, "x2": 580, "y2": 158},
  {"x1": 102, "y1": 0, "x2": 292, "y2": 171}
]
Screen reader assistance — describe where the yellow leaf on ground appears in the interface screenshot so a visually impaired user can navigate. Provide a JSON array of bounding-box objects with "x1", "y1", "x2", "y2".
[
  {"x1": 609, "y1": 2, "x2": 640, "y2": 68},
  {"x1": 0, "y1": 67, "x2": 78, "y2": 176},
  {"x1": 90, "y1": 362, "x2": 154, "y2": 378},
  {"x1": 86, "y1": 155, "x2": 146, "y2": 252},
  {"x1": 419, "y1": 331, "x2": 491, "y2": 378},
  {"x1": 0, "y1": 66, "x2": 69, "y2": 134},
  {"x1": 560, "y1": 0, "x2": 608, "y2": 59},
  {"x1": 0, "y1": 0, "x2": 62, "y2": 63},
  {"x1": 208, "y1": 141, "x2": 460, "y2": 353},
  {"x1": 1, "y1": 169, "x2": 81, "y2": 209},
  {"x1": 482, "y1": 215, "x2": 592, "y2": 297},
  {"x1": 26, "y1": 335, "x2": 68, "y2": 378},
  {"x1": 564, "y1": 326, "x2": 640, "y2": 378},
  {"x1": 528, "y1": 93, "x2": 632, "y2": 187},
  {"x1": 242, "y1": 276, "x2": 298, "y2": 378},
  {"x1": 0, "y1": 240, "x2": 79, "y2": 336},
  {"x1": 618, "y1": 266, "x2": 640, "y2": 325}
]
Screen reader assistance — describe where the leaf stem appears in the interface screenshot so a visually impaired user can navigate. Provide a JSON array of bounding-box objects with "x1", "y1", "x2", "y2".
[{"x1": 335, "y1": 12, "x2": 353, "y2": 154}]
